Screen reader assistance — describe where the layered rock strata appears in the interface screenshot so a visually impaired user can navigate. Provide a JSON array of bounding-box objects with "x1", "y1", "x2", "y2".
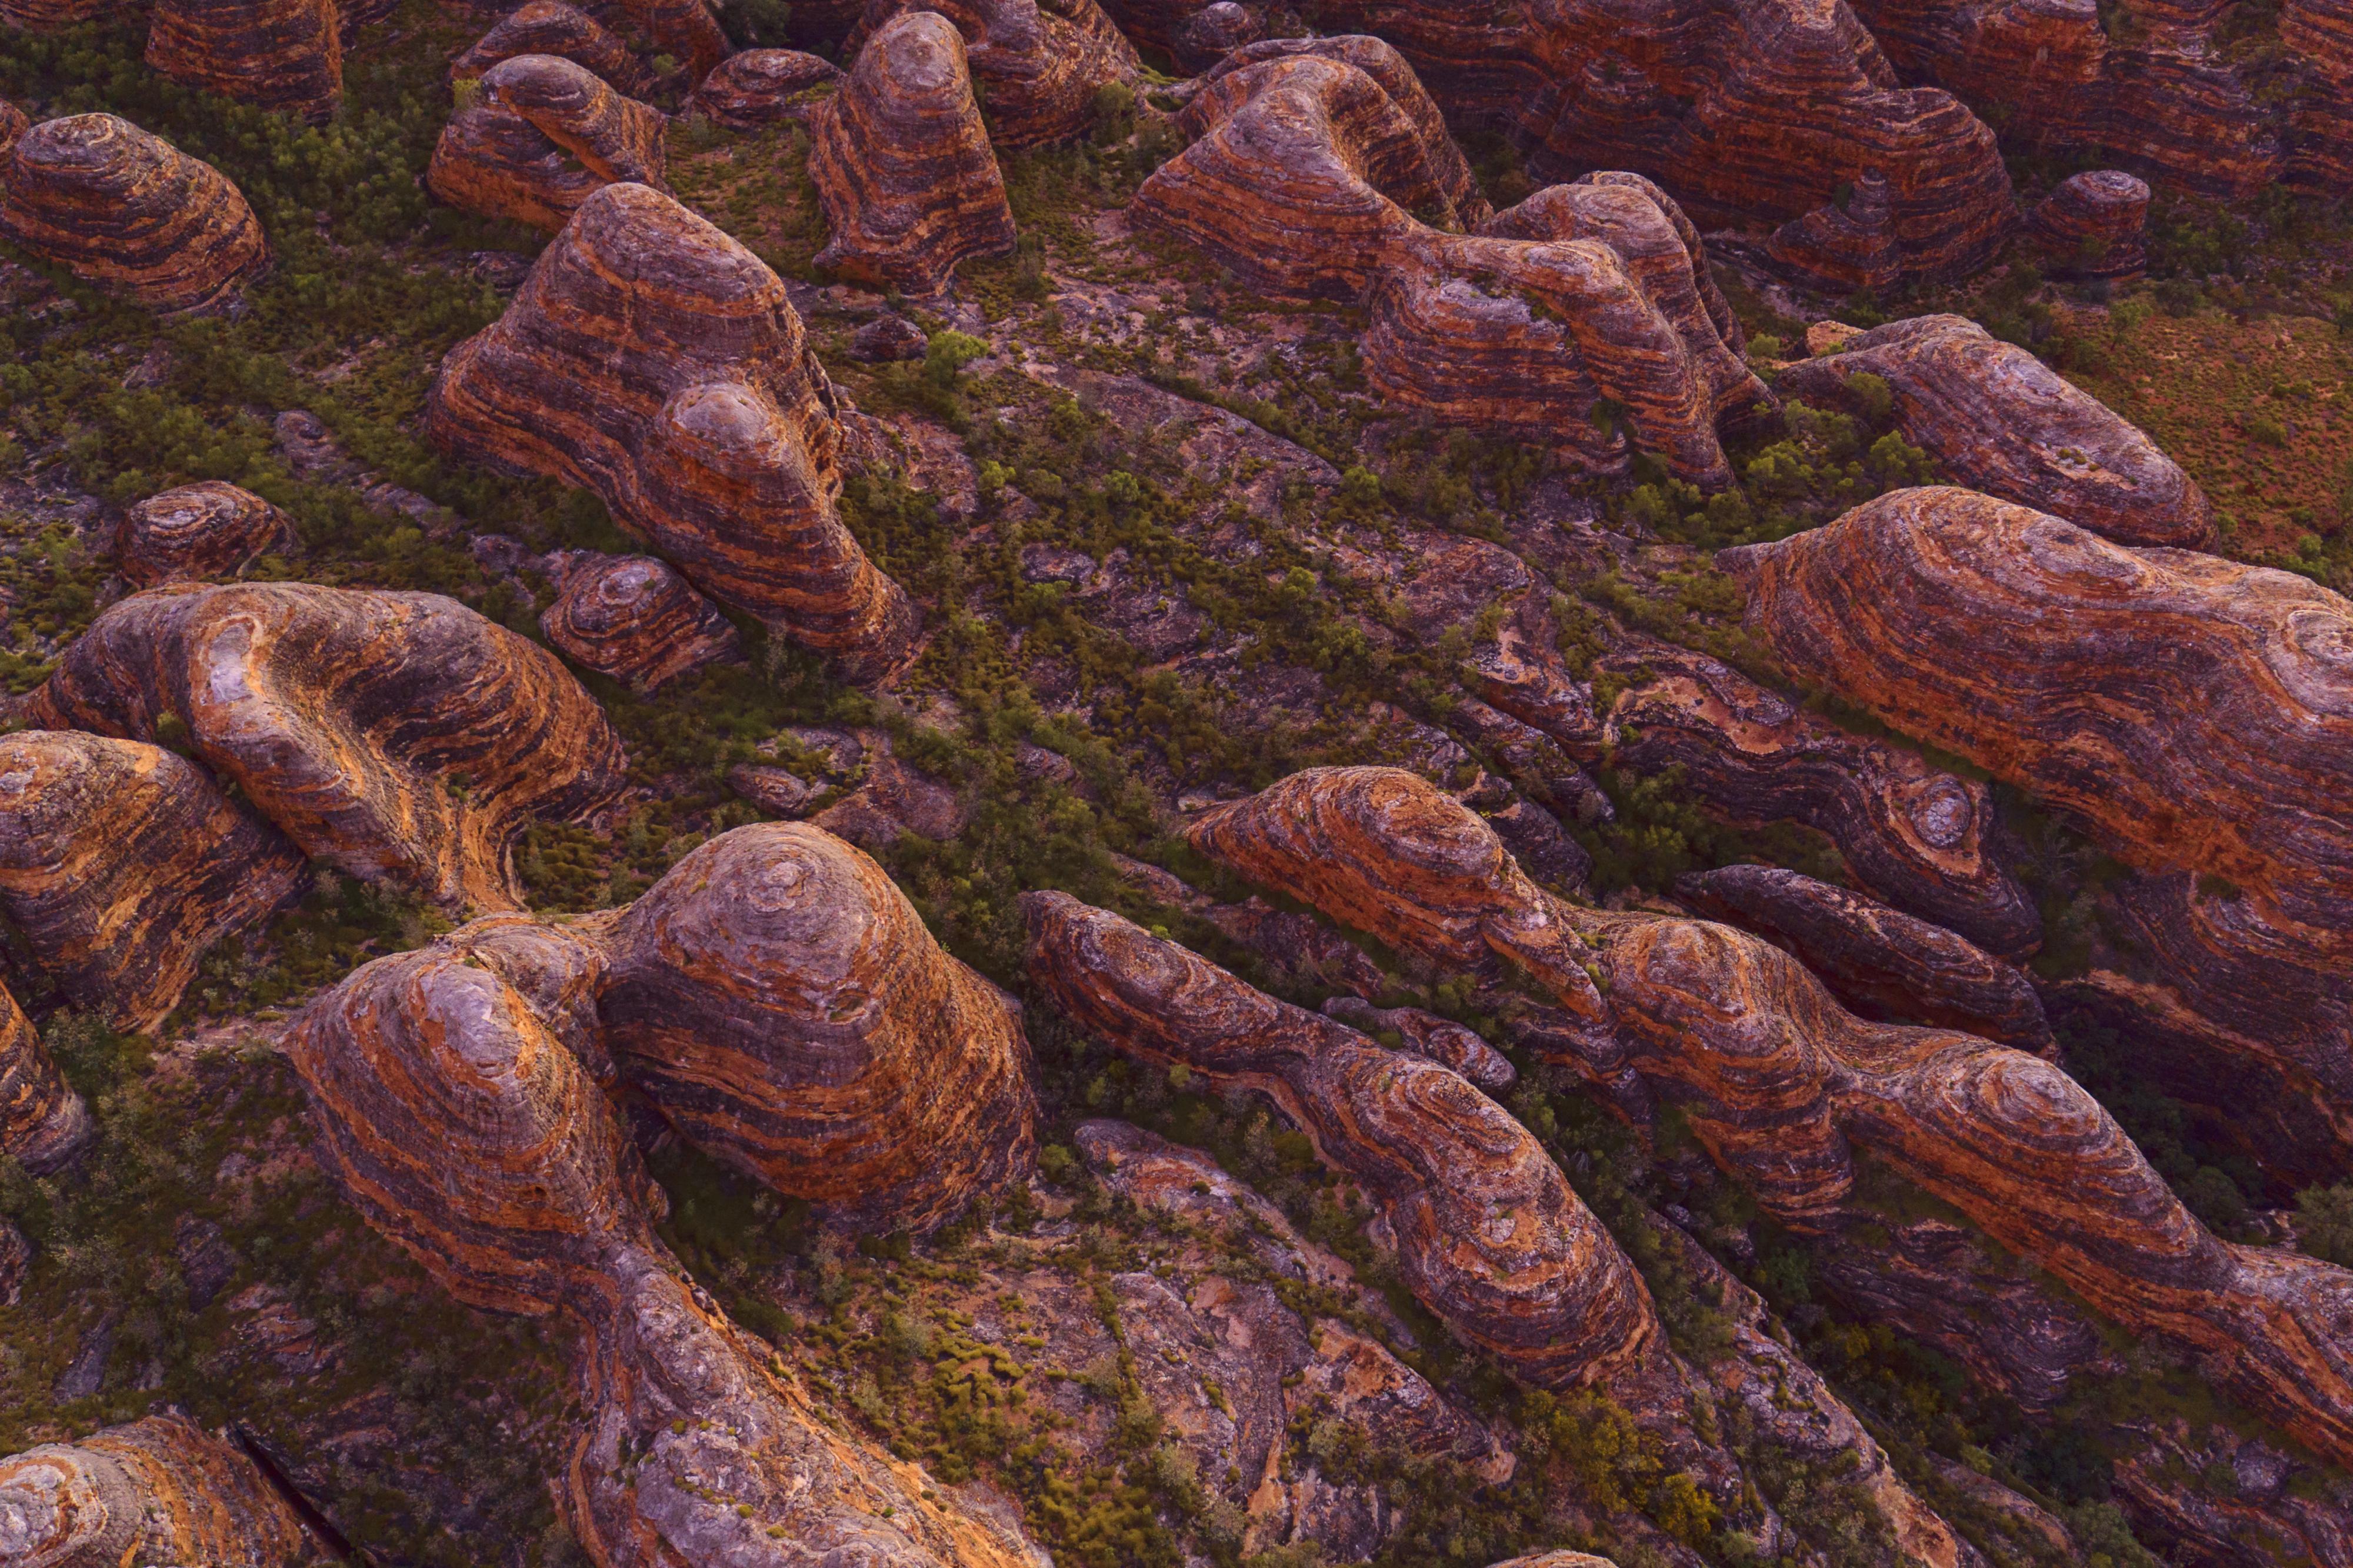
[
  {"x1": 116, "y1": 480, "x2": 298, "y2": 588},
  {"x1": 0, "y1": 980, "x2": 91, "y2": 1174},
  {"x1": 853, "y1": 0, "x2": 1140, "y2": 148},
  {"x1": 808, "y1": 12, "x2": 1016, "y2": 293},
  {"x1": 0, "y1": 0, "x2": 108, "y2": 25},
  {"x1": 1674, "y1": 864, "x2": 2053, "y2": 1052},
  {"x1": 612, "y1": 0, "x2": 729, "y2": 82},
  {"x1": 1762, "y1": 171, "x2": 1901, "y2": 292},
  {"x1": 539, "y1": 553, "x2": 740, "y2": 690},
  {"x1": 427, "y1": 54, "x2": 668, "y2": 234},
  {"x1": 426, "y1": 182, "x2": 918, "y2": 681},
  {"x1": 146, "y1": 0, "x2": 344, "y2": 124},
  {"x1": 1777, "y1": 316, "x2": 2211, "y2": 548},
  {"x1": 452, "y1": 0, "x2": 651, "y2": 95},
  {"x1": 0, "y1": 1414, "x2": 323, "y2": 1566},
  {"x1": 0, "y1": 730, "x2": 305, "y2": 1032},
  {"x1": 2023, "y1": 169, "x2": 2149, "y2": 278},
  {"x1": 0, "y1": 114, "x2": 269, "y2": 314},
  {"x1": 0, "y1": 96, "x2": 25, "y2": 155},
  {"x1": 1321, "y1": 995, "x2": 1516, "y2": 1091},
  {"x1": 28, "y1": 582, "x2": 627, "y2": 912},
  {"x1": 1185, "y1": 767, "x2": 2353, "y2": 1472},
  {"x1": 2285, "y1": 0, "x2": 2353, "y2": 188},
  {"x1": 684, "y1": 47, "x2": 839, "y2": 128}
]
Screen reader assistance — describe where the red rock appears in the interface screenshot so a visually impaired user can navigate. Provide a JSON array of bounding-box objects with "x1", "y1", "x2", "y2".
[
  {"x1": 0, "y1": 1414, "x2": 322, "y2": 1566},
  {"x1": 854, "y1": 0, "x2": 1141, "y2": 148},
  {"x1": 2285, "y1": 0, "x2": 2353, "y2": 187},
  {"x1": 1764, "y1": 171, "x2": 1901, "y2": 293},
  {"x1": 146, "y1": 0, "x2": 344, "y2": 125},
  {"x1": 1775, "y1": 315, "x2": 2212, "y2": 548},
  {"x1": 539, "y1": 553, "x2": 740, "y2": 690},
  {"x1": 611, "y1": 0, "x2": 729, "y2": 82},
  {"x1": 0, "y1": 0, "x2": 108, "y2": 24},
  {"x1": 684, "y1": 46, "x2": 838, "y2": 128},
  {"x1": 452, "y1": 0, "x2": 652, "y2": 96},
  {"x1": 426, "y1": 182, "x2": 918, "y2": 682},
  {"x1": 0, "y1": 97, "x2": 25, "y2": 156},
  {"x1": 116, "y1": 481, "x2": 298, "y2": 588},
  {"x1": 1321, "y1": 995, "x2": 1517, "y2": 1090},
  {"x1": 1172, "y1": 1, "x2": 1262, "y2": 70},
  {"x1": 808, "y1": 11, "x2": 1017, "y2": 293},
  {"x1": 2023, "y1": 169, "x2": 2149, "y2": 278},
  {"x1": 0, "y1": 979, "x2": 91, "y2": 1174},
  {"x1": 0, "y1": 114, "x2": 269, "y2": 315},
  {"x1": 428, "y1": 54, "x2": 668, "y2": 234}
]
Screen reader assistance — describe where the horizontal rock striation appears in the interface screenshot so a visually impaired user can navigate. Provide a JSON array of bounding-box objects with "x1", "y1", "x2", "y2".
[
  {"x1": 116, "y1": 480, "x2": 298, "y2": 588},
  {"x1": 1674, "y1": 864, "x2": 2052, "y2": 1052},
  {"x1": 2285, "y1": 0, "x2": 2353, "y2": 186},
  {"x1": 426, "y1": 182, "x2": 918, "y2": 681},
  {"x1": 1777, "y1": 315, "x2": 2211, "y2": 548},
  {"x1": 0, "y1": 114, "x2": 269, "y2": 314},
  {"x1": 0, "y1": 96, "x2": 25, "y2": 155},
  {"x1": 2022, "y1": 169, "x2": 2149, "y2": 278},
  {"x1": 146, "y1": 0, "x2": 344, "y2": 124},
  {"x1": 612, "y1": 0, "x2": 729, "y2": 81},
  {"x1": 427, "y1": 54, "x2": 668, "y2": 233},
  {"x1": 855, "y1": 0, "x2": 1140, "y2": 148},
  {"x1": 684, "y1": 47, "x2": 839, "y2": 128},
  {"x1": 0, "y1": 0, "x2": 109, "y2": 24},
  {"x1": 452, "y1": 0, "x2": 651, "y2": 95},
  {"x1": 808, "y1": 11, "x2": 1016, "y2": 293},
  {"x1": 0, "y1": 730, "x2": 304, "y2": 1032},
  {"x1": 0, "y1": 979, "x2": 91, "y2": 1174},
  {"x1": 28, "y1": 582, "x2": 626, "y2": 912},
  {"x1": 1322, "y1": 995, "x2": 1516, "y2": 1091},
  {"x1": 539, "y1": 553, "x2": 740, "y2": 690},
  {"x1": 0, "y1": 1414, "x2": 322, "y2": 1566}
]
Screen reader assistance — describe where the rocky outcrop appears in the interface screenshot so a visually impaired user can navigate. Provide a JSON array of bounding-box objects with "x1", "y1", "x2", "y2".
[
  {"x1": 28, "y1": 582, "x2": 626, "y2": 913},
  {"x1": 539, "y1": 553, "x2": 740, "y2": 690},
  {"x1": 427, "y1": 54, "x2": 668, "y2": 234},
  {"x1": 684, "y1": 47, "x2": 838, "y2": 128},
  {"x1": 426, "y1": 182, "x2": 918, "y2": 682},
  {"x1": 0, "y1": 96, "x2": 25, "y2": 155},
  {"x1": 1675, "y1": 864, "x2": 2052, "y2": 1052},
  {"x1": 0, "y1": 730, "x2": 304, "y2": 1032},
  {"x1": 0, "y1": 1414, "x2": 323, "y2": 1566},
  {"x1": 853, "y1": 0, "x2": 1140, "y2": 148},
  {"x1": 602, "y1": 825, "x2": 1036, "y2": 1231},
  {"x1": 808, "y1": 12, "x2": 1016, "y2": 293},
  {"x1": 146, "y1": 0, "x2": 344, "y2": 124},
  {"x1": 116, "y1": 480, "x2": 298, "y2": 588},
  {"x1": 2023, "y1": 169, "x2": 2149, "y2": 278},
  {"x1": 1136, "y1": 53, "x2": 1768, "y2": 486},
  {"x1": 0, "y1": 114, "x2": 269, "y2": 315},
  {"x1": 1172, "y1": 2, "x2": 1265, "y2": 71},
  {"x1": 0, "y1": 979, "x2": 91, "y2": 1175},
  {"x1": 2285, "y1": 0, "x2": 2353, "y2": 188},
  {"x1": 1777, "y1": 316, "x2": 2211, "y2": 548},
  {"x1": 613, "y1": 0, "x2": 729, "y2": 82},
  {"x1": 1763, "y1": 171, "x2": 1901, "y2": 292},
  {"x1": 0, "y1": 0, "x2": 107, "y2": 25},
  {"x1": 452, "y1": 0, "x2": 651, "y2": 96},
  {"x1": 1321, "y1": 995, "x2": 1516, "y2": 1091}
]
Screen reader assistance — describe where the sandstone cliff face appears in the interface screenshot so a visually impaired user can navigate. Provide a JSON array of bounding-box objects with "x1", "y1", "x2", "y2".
[
  {"x1": 2285, "y1": 0, "x2": 2353, "y2": 187},
  {"x1": 426, "y1": 53, "x2": 668, "y2": 234},
  {"x1": 146, "y1": 0, "x2": 344, "y2": 125},
  {"x1": 808, "y1": 12, "x2": 1017, "y2": 294},
  {"x1": 854, "y1": 0, "x2": 1140, "y2": 148},
  {"x1": 1777, "y1": 315, "x2": 2212, "y2": 548},
  {"x1": 684, "y1": 48, "x2": 839, "y2": 129},
  {"x1": 0, "y1": 1414, "x2": 323, "y2": 1567},
  {"x1": 0, "y1": 0, "x2": 107, "y2": 25},
  {"x1": 452, "y1": 0, "x2": 652, "y2": 96},
  {"x1": 0, "y1": 114, "x2": 269, "y2": 315},
  {"x1": 539, "y1": 553, "x2": 741, "y2": 690},
  {"x1": 0, "y1": 730, "x2": 304, "y2": 1033},
  {"x1": 116, "y1": 481, "x2": 298, "y2": 588},
  {"x1": 0, "y1": 978, "x2": 91, "y2": 1175},
  {"x1": 2023, "y1": 168, "x2": 2149, "y2": 278},
  {"x1": 426, "y1": 182, "x2": 918, "y2": 682},
  {"x1": 27, "y1": 582, "x2": 627, "y2": 913}
]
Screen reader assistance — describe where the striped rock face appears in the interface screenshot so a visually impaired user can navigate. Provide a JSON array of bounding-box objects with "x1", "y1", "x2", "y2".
[
  {"x1": 539, "y1": 553, "x2": 741, "y2": 692},
  {"x1": 0, "y1": 0, "x2": 108, "y2": 24},
  {"x1": 852, "y1": 0, "x2": 1139, "y2": 149},
  {"x1": 0, "y1": 979, "x2": 90, "y2": 1175},
  {"x1": 2024, "y1": 168, "x2": 2151, "y2": 279},
  {"x1": 451, "y1": 1, "x2": 652, "y2": 96},
  {"x1": 809, "y1": 11, "x2": 1016, "y2": 295},
  {"x1": 27, "y1": 582, "x2": 627, "y2": 913},
  {"x1": 117, "y1": 481, "x2": 299, "y2": 588},
  {"x1": 0, "y1": 114, "x2": 269, "y2": 315},
  {"x1": 146, "y1": 0, "x2": 344, "y2": 124},
  {"x1": 684, "y1": 47, "x2": 839, "y2": 129},
  {"x1": 425, "y1": 182, "x2": 918, "y2": 682},
  {"x1": 0, "y1": 1416, "x2": 321, "y2": 1567},
  {"x1": 426, "y1": 53, "x2": 668, "y2": 234},
  {"x1": 0, "y1": 730, "x2": 304, "y2": 1032}
]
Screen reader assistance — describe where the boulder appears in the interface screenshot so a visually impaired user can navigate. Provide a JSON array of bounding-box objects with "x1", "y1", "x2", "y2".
[
  {"x1": 427, "y1": 53, "x2": 668, "y2": 234},
  {"x1": 116, "y1": 480, "x2": 298, "y2": 588},
  {"x1": 0, "y1": 979, "x2": 91, "y2": 1175},
  {"x1": 808, "y1": 11, "x2": 1017, "y2": 294},
  {"x1": 848, "y1": 311, "x2": 928, "y2": 361},
  {"x1": 146, "y1": 0, "x2": 344, "y2": 124},
  {"x1": 426, "y1": 182, "x2": 919, "y2": 682},
  {"x1": 539, "y1": 553, "x2": 740, "y2": 690},
  {"x1": 2024, "y1": 169, "x2": 2149, "y2": 278},
  {"x1": 1172, "y1": 1, "x2": 1262, "y2": 71},
  {"x1": 683, "y1": 46, "x2": 838, "y2": 128},
  {"x1": 28, "y1": 582, "x2": 628, "y2": 913},
  {"x1": 0, "y1": 1415, "x2": 322, "y2": 1566},
  {"x1": 1774, "y1": 315, "x2": 2211, "y2": 547},
  {"x1": 851, "y1": 0, "x2": 1139, "y2": 148},
  {"x1": 0, "y1": 731, "x2": 305, "y2": 1032},
  {"x1": 0, "y1": 114, "x2": 269, "y2": 315},
  {"x1": 452, "y1": 0, "x2": 651, "y2": 95}
]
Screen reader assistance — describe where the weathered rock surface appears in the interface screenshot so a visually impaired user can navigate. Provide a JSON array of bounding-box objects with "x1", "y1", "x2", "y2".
[
  {"x1": 0, "y1": 0, "x2": 107, "y2": 25},
  {"x1": 1322, "y1": 995, "x2": 1516, "y2": 1091},
  {"x1": 426, "y1": 182, "x2": 918, "y2": 681},
  {"x1": 1172, "y1": 1, "x2": 1265, "y2": 71},
  {"x1": 854, "y1": 0, "x2": 1140, "y2": 148},
  {"x1": 1675, "y1": 863, "x2": 2053, "y2": 1052},
  {"x1": 0, "y1": 114, "x2": 269, "y2": 315},
  {"x1": 0, "y1": 730, "x2": 304, "y2": 1032},
  {"x1": 116, "y1": 480, "x2": 298, "y2": 588},
  {"x1": 2024, "y1": 169, "x2": 2150, "y2": 278},
  {"x1": 539, "y1": 552, "x2": 741, "y2": 690},
  {"x1": 684, "y1": 47, "x2": 838, "y2": 128},
  {"x1": 0, "y1": 1414, "x2": 324, "y2": 1567},
  {"x1": 612, "y1": 0, "x2": 729, "y2": 82},
  {"x1": 427, "y1": 54, "x2": 668, "y2": 234},
  {"x1": 452, "y1": 0, "x2": 651, "y2": 96},
  {"x1": 604, "y1": 824, "x2": 1037, "y2": 1230},
  {"x1": 0, "y1": 96, "x2": 25, "y2": 155},
  {"x1": 808, "y1": 12, "x2": 1016, "y2": 293},
  {"x1": 28, "y1": 582, "x2": 627, "y2": 912},
  {"x1": 1777, "y1": 316, "x2": 2212, "y2": 548},
  {"x1": 1764, "y1": 169, "x2": 1902, "y2": 292},
  {"x1": 2286, "y1": 0, "x2": 2353, "y2": 188},
  {"x1": 146, "y1": 0, "x2": 344, "y2": 124},
  {"x1": 0, "y1": 979, "x2": 90, "y2": 1175}
]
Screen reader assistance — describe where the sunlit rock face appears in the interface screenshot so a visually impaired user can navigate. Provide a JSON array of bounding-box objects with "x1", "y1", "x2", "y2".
[
  {"x1": 426, "y1": 53, "x2": 669, "y2": 235},
  {"x1": 0, "y1": 1414, "x2": 325, "y2": 1567}
]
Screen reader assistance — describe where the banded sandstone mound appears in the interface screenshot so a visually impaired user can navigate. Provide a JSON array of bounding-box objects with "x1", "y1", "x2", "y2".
[
  {"x1": 0, "y1": 1414, "x2": 323, "y2": 1566},
  {"x1": 27, "y1": 582, "x2": 626, "y2": 912},
  {"x1": 854, "y1": 0, "x2": 1140, "y2": 148},
  {"x1": 0, "y1": 96, "x2": 24, "y2": 154},
  {"x1": 1776, "y1": 316, "x2": 2213, "y2": 548},
  {"x1": 2023, "y1": 169, "x2": 2150, "y2": 278},
  {"x1": 1676, "y1": 863, "x2": 2054, "y2": 1052},
  {"x1": 1185, "y1": 767, "x2": 2353, "y2": 1472},
  {"x1": 426, "y1": 182, "x2": 918, "y2": 682},
  {"x1": 808, "y1": 12, "x2": 1016, "y2": 294},
  {"x1": 0, "y1": 0, "x2": 106, "y2": 24},
  {"x1": 451, "y1": 0, "x2": 651, "y2": 95},
  {"x1": 0, "y1": 731, "x2": 304, "y2": 1032},
  {"x1": 1136, "y1": 53, "x2": 1769, "y2": 486},
  {"x1": 426, "y1": 53, "x2": 667, "y2": 233},
  {"x1": 2287, "y1": 0, "x2": 2353, "y2": 186},
  {"x1": 290, "y1": 935, "x2": 1045, "y2": 1567},
  {"x1": 146, "y1": 0, "x2": 344, "y2": 125},
  {"x1": 612, "y1": 0, "x2": 728, "y2": 82},
  {"x1": 0, "y1": 980, "x2": 91, "y2": 1174},
  {"x1": 684, "y1": 48, "x2": 839, "y2": 129},
  {"x1": 0, "y1": 114, "x2": 268, "y2": 314},
  {"x1": 604, "y1": 825, "x2": 1036, "y2": 1231},
  {"x1": 116, "y1": 480, "x2": 298, "y2": 588},
  {"x1": 539, "y1": 553, "x2": 741, "y2": 690}
]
